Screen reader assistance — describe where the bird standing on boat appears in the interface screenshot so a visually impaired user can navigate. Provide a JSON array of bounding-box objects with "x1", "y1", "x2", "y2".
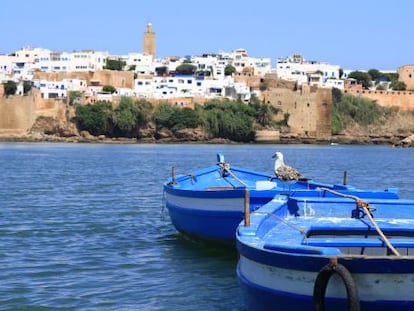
[{"x1": 272, "y1": 151, "x2": 306, "y2": 181}]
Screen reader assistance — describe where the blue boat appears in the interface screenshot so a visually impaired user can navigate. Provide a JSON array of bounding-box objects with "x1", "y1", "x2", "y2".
[
  {"x1": 163, "y1": 154, "x2": 399, "y2": 244},
  {"x1": 236, "y1": 192, "x2": 414, "y2": 311}
]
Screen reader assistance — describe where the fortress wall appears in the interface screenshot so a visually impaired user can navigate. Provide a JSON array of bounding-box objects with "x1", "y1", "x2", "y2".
[
  {"x1": 0, "y1": 95, "x2": 36, "y2": 134},
  {"x1": 263, "y1": 86, "x2": 332, "y2": 139},
  {"x1": 233, "y1": 74, "x2": 261, "y2": 89},
  {"x1": 398, "y1": 65, "x2": 414, "y2": 90},
  {"x1": 33, "y1": 70, "x2": 134, "y2": 89},
  {"x1": 344, "y1": 89, "x2": 414, "y2": 110}
]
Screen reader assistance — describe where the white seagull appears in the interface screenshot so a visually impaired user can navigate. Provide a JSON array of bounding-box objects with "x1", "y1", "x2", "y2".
[{"x1": 272, "y1": 151, "x2": 306, "y2": 181}]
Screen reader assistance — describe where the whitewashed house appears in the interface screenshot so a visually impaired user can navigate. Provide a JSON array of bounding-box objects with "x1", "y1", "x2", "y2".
[
  {"x1": 32, "y1": 80, "x2": 68, "y2": 99},
  {"x1": 276, "y1": 54, "x2": 341, "y2": 87},
  {"x1": 125, "y1": 53, "x2": 154, "y2": 75},
  {"x1": 70, "y1": 50, "x2": 108, "y2": 71},
  {"x1": 0, "y1": 55, "x2": 15, "y2": 81}
]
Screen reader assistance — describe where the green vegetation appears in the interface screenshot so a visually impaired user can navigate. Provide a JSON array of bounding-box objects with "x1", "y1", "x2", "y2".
[
  {"x1": 348, "y1": 69, "x2": 405, "y2": 91},
  {"x1": 75, "y1": 98, "x2": 153, "y2": 137},
  {"x1": 75, "y1": 101, "x2": 113, "y2": 136},
  {"x1": 74, "y1": 98, "x2": 281, "y2": 142},
  {"x1": 155, "y1": 66, "x2": 168, "y2": 76},
  {"x1": 389, "y1": 80, "x2": 406, "y2": 91},
  {"x1": 154, "y1": 103, "x2": 201, "y2": 132},
  {"x1": 347, "y1": 71, "x2": 371, "y2": 89},
  {"x1": 224, "y1": 65, "x2": 236, "y2": 76},
  {"x1": 199, "y1": 100, "x2": 256, "y2": 142},
  {"x1": 175, "y1": 63, "x2": 197, "y2": 75},
  {"x1": 3, "y1": 80, "x2": 17, "y2": 96},
  {"x1": 68, "y1": 91, "x2": 82, "y2": 105},
  {"x1": 104, "y1": 59, "x2": 126, "y2": 71},
  {"x1": 102, "y1": 85, "x2": 117, "y2": 94},
  {"x1": 331, "y1": 88, "x2": 398, "y2": 134},
  {"x1": 23, "y1": 81, "x2": 32, "y2": 95},
  {"x1": 112, "y1": 97, "x2": 150, "y2": 137}
]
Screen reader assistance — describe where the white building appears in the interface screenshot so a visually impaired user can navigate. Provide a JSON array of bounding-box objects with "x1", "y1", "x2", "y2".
[
  {"x1": 68, "y1": 50, "x2": 108, "y2": 71},
  {"x1": 222, "y1": 48, "x2": 272, "y2": 76},
  {"x1": 125, "y1": 53, "x2": 154, "y2": 75},
  {"x1": 0, "y1": 50, "x2": 36, "y2": 81},
  {"x1": 276, "y1": 54, "x2": 341, "y2": 87},
  {"x1": 134, "y1": 73, "x2": 248, "y2": 100},
  {"x1": 25, "y1": 48, "x2": 108, "y2": 72},
  {"x1": 32, "y1": 78, "x2": 87, "y2": 98},
  {"x1": 32, "y1": 80, "x2": 67, "y2": 99}
]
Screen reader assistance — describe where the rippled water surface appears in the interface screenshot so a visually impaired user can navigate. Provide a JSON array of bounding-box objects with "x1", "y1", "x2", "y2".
[{"x1": 1, "y1": 143, "x2": 414, "y2": 310}]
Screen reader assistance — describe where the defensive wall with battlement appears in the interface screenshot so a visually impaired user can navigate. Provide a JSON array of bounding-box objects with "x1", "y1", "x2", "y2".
[{"x1": 344, "y1": 89, "x2": 414, "y2": 111}]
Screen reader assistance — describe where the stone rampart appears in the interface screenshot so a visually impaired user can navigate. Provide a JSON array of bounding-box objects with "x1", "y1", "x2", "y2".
[
  {"x1": 0, "y1": 94, "x2": 36, "y2": 134},
  {"x1": 344, "y1": 89, "x2": 414, "y2": 110},
  {"x1": 262, "y1": 83, "x2": 332, "y2": 139},
  {"x1": 33, "y1": 70, "x2": 134, "y2": 89}
]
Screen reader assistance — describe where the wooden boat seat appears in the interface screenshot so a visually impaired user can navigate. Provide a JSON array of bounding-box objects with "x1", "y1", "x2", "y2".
[
  {"x1": 204, "y1": 186, "x2": 235, "y2": 191},
  {"x1": 306, "y1": 237, "x2": 414, "y2": 248}
]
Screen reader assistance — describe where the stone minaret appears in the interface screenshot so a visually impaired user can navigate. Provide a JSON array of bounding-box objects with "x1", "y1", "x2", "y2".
[{"x1": 143, "y1": 22, "x2": 156, "y2": 59}]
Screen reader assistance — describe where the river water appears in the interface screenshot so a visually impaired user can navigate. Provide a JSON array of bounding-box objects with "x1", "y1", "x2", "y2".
[{"x1": 1, "y1": 143, "x2": 414, "y2": 310}]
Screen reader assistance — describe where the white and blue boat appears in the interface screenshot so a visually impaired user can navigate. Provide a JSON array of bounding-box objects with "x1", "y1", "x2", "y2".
[
  {"x1": 237, "y1": 192, "x2": 414, "y2": 311},
  {"x1": 163, "y1": 154, "x2": 399, "y2": 244}
]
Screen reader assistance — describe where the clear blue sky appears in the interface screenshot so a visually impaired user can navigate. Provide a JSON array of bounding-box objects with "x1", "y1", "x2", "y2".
[{"x1": 1, "y1": 0, "x2": 413, "y2": 70}]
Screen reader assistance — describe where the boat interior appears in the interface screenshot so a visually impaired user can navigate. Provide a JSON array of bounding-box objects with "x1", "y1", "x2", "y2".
[{"x1": 244, "y1": 196, "x2": 414, "y2": 257}]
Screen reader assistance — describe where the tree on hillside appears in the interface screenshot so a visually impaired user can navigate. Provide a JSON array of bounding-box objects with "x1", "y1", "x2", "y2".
[
  {"x1": 75, "y1": 101, "x2": 113, "y2": 136},
  {"x1": 390, "y1": 80, "x2": 406, "y2": 91},
  {"x1": 332, "y1": 87, "x2": 343, "y2": 104},
  {"x1": 154, "y1": 103, "x2": 200, "y2": 132},
  {"x1": 384, "y1": 72, "x2": 399, "y2": 82},
  {"x1": 201, "y1": 100, "x2": 256, "y2": 142},
  {"x1": 102, "y1": 85, "x2": 117, "y2": 94},
  {"x1": 69, "y1": 91, "x2": 82, "y2": 105},
  {"x1": 155, "y1": 66, "x2": 168, "y2": 76},
  {"x1": 175, "y1": 63, "x2": 197, "y2": 75},
  {"x1": 348, "y1": 71, "x2": 371, "y2": 89},
  {"x1": 23, "y1": 80, "x2": 32, "y2": 95},
  {"x1": 224, "y1": 64, "x2": 236, "y2": 76},
  {"x1": 249, "y1": 102, "x2": 278, "y2": 127},
  {"x1": 368, "y1": 69, "x2": 381, "y2": 81},
  {"x1": 154, "y1": 103, "x2": 176, "y2": 129},
  {"x1": 3, "y1": 80, "x2": 17, "y2": 96},
  {"x1": 104, "y1": 59, "x2": 126, "y2": 71},
  {"x1": 112, "y1": 97, "x2": 141, "y2": 137}
]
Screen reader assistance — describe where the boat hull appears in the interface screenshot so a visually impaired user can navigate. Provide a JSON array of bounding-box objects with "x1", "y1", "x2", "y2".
[
  {"x1": 237, "y1": 255, "x2": 414, "y2": 311},
  {"x1": 164, "y1": 190, "x2": 271, "y2": 243},
  {"x1": 236, "y1": 196, "x2": 414, "y2": 311},
  {"x1": 164, "y1": 162, "x2": 399, "y2": 244}
]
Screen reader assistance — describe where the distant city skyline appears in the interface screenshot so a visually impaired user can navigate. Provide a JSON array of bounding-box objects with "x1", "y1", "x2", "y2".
[{"x1": 1, "y1": 0, "x2": 413, "y2": 70}]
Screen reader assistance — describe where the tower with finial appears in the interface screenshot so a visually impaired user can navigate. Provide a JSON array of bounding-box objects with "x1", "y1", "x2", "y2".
[{"x1": 143, "y1": 22, "x2": 156, "y2": 59}]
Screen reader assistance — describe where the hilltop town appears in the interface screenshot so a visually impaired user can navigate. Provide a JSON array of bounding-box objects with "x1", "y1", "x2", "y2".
[{"x1": 1, "y1": 23, "x2": 414, "y2": 145}]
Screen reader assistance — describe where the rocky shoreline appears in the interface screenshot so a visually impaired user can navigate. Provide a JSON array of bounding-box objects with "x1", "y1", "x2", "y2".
[{"x1": 1, "y1": 131, "x2": 413, "y2": 147}]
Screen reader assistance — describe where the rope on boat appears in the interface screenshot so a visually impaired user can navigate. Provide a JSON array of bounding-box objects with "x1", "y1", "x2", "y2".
[
  {"x1": 317, "y1": 187, "x2": 401, "y2": 256},
  {"x1": 217, "y1": 161, "x2": 248, "y2": 187}
]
